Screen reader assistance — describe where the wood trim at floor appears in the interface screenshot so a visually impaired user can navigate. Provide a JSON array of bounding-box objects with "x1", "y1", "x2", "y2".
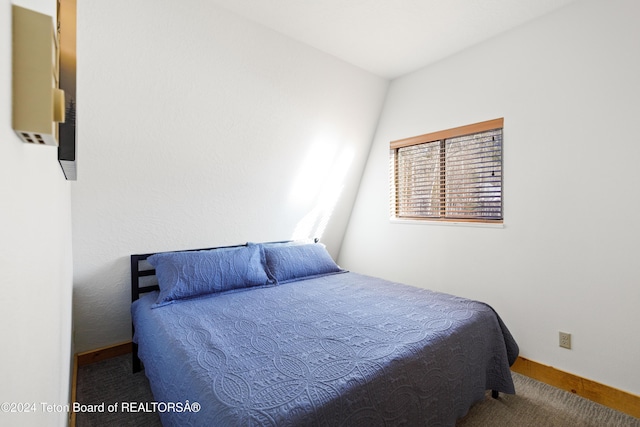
[
  {"x1": 75, "y1": 342, "x2": 639, "y2": 419},
  {"x1": 69, "y1": 353, "x2": 78, "y2": 427},
  {"x1": 511, "y1": 356, "x2": 640, "y2": 419},
  {"x1": 76, "y1": 341, "x2": 133, "y2": 366}
]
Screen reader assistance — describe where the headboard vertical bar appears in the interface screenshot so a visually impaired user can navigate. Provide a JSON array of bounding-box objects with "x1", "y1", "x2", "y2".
[
  {"x1": 131, "y1": 255, "x2": 140, "y2": 302},
  {"x1": 131, "y1": 254, "x2": 141, "y2": 373}
]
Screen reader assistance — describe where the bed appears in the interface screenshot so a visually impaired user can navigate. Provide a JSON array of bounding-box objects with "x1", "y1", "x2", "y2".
[{"x1": 131, "y1": 241, "x2": 518, "y2": 426}]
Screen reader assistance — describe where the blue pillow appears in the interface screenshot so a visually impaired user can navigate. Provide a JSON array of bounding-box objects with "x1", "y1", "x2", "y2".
[
  {"x1": 263, "y1": 243, "x2": 343, "y2": 284},
  {"x1": 147, "y1": 244, "x2": 273, "y2": 307}
]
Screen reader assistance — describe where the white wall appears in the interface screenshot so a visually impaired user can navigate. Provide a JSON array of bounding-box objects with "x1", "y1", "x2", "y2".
[
  {"x1": 339, "y1": 0, "x2": 640, "y2": 396},
  {"x1": 72, "y1": 0, "x2": 388, "y2": 352},
  {"x1": 0, "y1": 1, "x2": 73, "y2": 426}
]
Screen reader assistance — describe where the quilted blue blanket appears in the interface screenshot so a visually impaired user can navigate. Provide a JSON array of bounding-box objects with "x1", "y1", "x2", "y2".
[{"x1": 132, "y1": 272, "x2": 518, "y2": 426}]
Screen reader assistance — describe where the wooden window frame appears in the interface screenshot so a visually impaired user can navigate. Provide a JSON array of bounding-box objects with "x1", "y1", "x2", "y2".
[{"x1": 390, "y1": 118, "x2": 504, "y2": 224}]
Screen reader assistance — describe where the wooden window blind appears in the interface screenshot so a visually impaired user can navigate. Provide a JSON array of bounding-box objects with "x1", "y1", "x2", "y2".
[{"x1": 390, "y1": 118, "x2": 503, "y2": 223}]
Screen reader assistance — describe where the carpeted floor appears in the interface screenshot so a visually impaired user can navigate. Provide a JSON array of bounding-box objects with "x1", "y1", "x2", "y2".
[
  {"x1": 456, "y1": 375, "x2": 639, "y2": 427},
  {"x1": 75, "y1": 354, "x2": 639, "y2": 427},
  {"x1": 75, "y1": 355, "x2": 160, "y2": 427}
]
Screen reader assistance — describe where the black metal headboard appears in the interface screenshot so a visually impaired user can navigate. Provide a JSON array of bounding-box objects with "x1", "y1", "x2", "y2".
[{"x1": 130, "y1": 239, "x2": 319, "y2": 303}]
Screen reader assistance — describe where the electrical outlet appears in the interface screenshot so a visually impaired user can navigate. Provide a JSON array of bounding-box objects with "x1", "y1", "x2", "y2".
[{"x1": 559, "y1": 331, "x2": 571, "y2": 349}]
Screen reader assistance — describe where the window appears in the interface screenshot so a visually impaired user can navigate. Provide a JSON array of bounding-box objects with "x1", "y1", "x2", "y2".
[{"x1": 390, "y1": 118, "x2": 503, "y2": 223}]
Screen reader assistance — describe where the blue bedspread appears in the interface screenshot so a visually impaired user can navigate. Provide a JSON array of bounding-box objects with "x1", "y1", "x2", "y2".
[{"x1": 132, "y1": 272, "x2": 518, "y2": 426}]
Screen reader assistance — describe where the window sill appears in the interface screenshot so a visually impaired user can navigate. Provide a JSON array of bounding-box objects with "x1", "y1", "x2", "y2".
[{"x1": 389, "y1": 218, "x2": 505, "y2": 229}]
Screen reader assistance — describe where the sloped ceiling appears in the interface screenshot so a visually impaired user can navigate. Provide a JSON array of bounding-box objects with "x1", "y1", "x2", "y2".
[{"x1": 208, "y1": 0, "x2": 580, "y2": 79}]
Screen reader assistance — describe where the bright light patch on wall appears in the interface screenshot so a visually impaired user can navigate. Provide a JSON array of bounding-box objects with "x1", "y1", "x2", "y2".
[
  {"x1": 289, "y1": 142, "x2": 337, "y2": 205},
  {"x1": 291, "y1": 141, "x2": 354, "y2": 241}
]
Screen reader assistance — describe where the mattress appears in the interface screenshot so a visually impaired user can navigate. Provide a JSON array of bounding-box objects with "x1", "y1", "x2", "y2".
[{"x1": 132, "y1": 271, "x2": 518, "y2": 426}]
